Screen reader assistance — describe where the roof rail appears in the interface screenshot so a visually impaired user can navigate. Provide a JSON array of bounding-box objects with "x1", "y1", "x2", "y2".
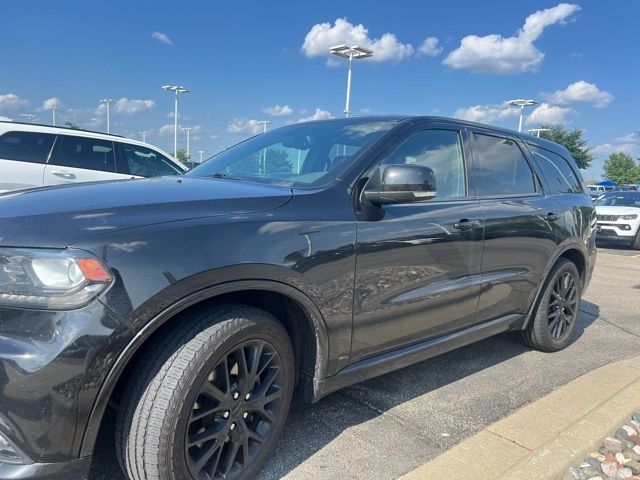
[{"x1": 0, "y1": 120, "x2": 125, "y2": 138}]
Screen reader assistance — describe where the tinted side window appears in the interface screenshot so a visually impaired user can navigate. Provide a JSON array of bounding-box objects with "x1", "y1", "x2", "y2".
[
  {"x1": 472, "y1": 133, "x2": 536, "y2": 196},
  {"x1": 381, "y1": 129, "x2": 467, "y2": 199},
  {"x1": 530, "y1": 145, "x2": 583, "y2": 193},
  {"x1": 118, "y1": 144, "x2": 181, "y2": 177},
  {"x1": 0, "y1": 131, "x2": 55, "y2": 164},
  {"x1": 51, "y1": 136, "x2": 115, "y2": 172}
]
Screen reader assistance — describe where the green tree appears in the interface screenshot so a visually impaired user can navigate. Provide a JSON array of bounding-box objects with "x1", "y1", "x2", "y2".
[
  {"x1": 538, "y1": 124, "x2": 593, "y2": 169},
  {"x1": 174, "y1": 148, "x2": 190, "y2": 162},
  {"x1": 64, "y1": 121, "x2": 80, "y2": 129},
  {"x1": 603, "y1": 152, "x2": 640, "y2": 184}
]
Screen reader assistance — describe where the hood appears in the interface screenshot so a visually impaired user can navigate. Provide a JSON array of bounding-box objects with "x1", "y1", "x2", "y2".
[
  {"x1": 0, "y1": 177, "x2": 292, "y2": 248},
  {"x1": 595, "y1": 205, "x2": 640, "y2": 216}
]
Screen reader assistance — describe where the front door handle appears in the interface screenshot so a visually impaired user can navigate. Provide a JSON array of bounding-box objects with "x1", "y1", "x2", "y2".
[
  {"x1": 453, "y1": 219, "x2": 481, "y2": 230},
  {"x1": 545, "y1": 212, "x2": 560, "y2": 222},
  {"x1": 51, "y1": 170, "x2": 76, "y2": 180}
]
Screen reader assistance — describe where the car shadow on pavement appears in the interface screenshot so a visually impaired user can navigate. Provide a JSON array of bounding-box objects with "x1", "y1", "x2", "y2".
[{"x1": 89, "y1": 303, "x2": 600, "y2": 480}]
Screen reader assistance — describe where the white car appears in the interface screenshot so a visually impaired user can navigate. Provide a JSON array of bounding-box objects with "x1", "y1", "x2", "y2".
[
  {"x1": 0, "y1": 121, "x2": 187, "y2": 193},
  {"x1": 594, "y1": 191, "x2": 640, "y2": 249}
]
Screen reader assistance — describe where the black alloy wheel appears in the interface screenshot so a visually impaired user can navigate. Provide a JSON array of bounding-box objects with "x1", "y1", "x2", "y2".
[
  {"x1": 547, "y1": 272, "x2": 577, "y2": 340},
  {"x1": 185, "y1": 340, "x2": 284, "y2": 480}
]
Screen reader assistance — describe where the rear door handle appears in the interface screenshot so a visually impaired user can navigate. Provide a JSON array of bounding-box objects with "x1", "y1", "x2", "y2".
[
  {"x1": 453, "y1": 219, "x2": 481, "y2": 230},
  {"x1": 545, "y1": 212, "x2": 560, "y2": 222},
  {"x1": 51, "y1": 170, "x2": 76, "y2": 180}
]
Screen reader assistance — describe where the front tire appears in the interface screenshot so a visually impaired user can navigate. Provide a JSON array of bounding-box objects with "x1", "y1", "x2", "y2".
[
  {"x1": 632, "y1": 230, "x2": 640, "y2": 250},
  {"x1": 115, "y1": 304, "x2": 295, "y2": 480},
  {"x1": 521, "y1": 258, "x2": 582, "y2": 352}
]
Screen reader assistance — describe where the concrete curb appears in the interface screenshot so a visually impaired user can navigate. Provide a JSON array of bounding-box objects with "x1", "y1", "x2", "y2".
[{"x1": 401, "y1": 355, "x2": 640, "y2": 480}]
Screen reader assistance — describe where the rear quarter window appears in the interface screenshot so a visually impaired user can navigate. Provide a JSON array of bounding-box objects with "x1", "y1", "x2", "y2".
[{"x1": 529, "y1": 145, "x2": 583, "y2": 194}]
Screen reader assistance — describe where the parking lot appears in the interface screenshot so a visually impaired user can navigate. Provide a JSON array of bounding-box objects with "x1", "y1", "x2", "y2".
[{"x1": 90, "y1": 244, "x2": 640, "y2": 480}]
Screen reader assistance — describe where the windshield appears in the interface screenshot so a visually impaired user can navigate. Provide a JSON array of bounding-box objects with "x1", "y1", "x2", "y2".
[
  {"x1": 594, "y1": 192, "x2": 640, "y2": 207},
  {"x1": 187, "y1": 119, "x2": 397, "y2": 186}
]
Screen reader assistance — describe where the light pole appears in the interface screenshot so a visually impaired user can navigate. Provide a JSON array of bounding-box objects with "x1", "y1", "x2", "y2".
[
  {"x1": 20, "y1": 113, "x2": 37, "y2": 123},
  {"x1": 162, "y1": 85, "x2": 190, "y2": 157},
  {"x1": 257, "y1": 120, "x2": 270, "y2": 133},
  {"x1": 139, "y1": 131, "x2": 148, "y2": 143},
  {"x1": 330, "y1": 45, "x2": 373, "y2": 117},
  {"x1": 47, "y1": 106, "x2": 57, "y2": 126},
  {"x1": 184, "y1": 127, "x2": 192, "y2": 160},
  {"x1": 507, "y1": 99, "x2": 538, "y2": 132},
  {"x1": 257, "y1": 121, "x2": 270, "y2": 172},
  {"x1": 528, "y1": 128, "x2": 551, "y2": 138},
  {"x1": 198, "y1": 150, "x2": 204, "y2": 164},
  {"x1": 99, "y1": 99, "x2": 114, "y2": 133}
]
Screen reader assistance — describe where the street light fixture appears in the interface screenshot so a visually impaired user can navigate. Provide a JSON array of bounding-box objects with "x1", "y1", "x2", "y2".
[
  {"x1": 528, "y1": 128, "x2": 551, "y2": 138},
  {"x1": 139, "y1": 131, "x2": 148, "y2": 143},
  {"x1": 47, "y1": 106, "x2": 57, "y2": 126},
  {"x1": 162, "y1": 85, "x2": 190, "y2": 157},
  {"x1": 183, "y1": 127, "x2": 192, "y2": 160},
  {"x1": 257, "y1": 120, "x2": 270, "y2": 133},
  {"x1": 507, "y1": 99, "x2": 538, "y2": 132},
  {"x1": 99, "y1": 99, "x2": 114, "y2": 133},
  {"x1": 330, "y1": 44, "x2": 373, "y2": 117},
  {"x1": 20, "y1": 113, "x2": 37, "y2": 123}
]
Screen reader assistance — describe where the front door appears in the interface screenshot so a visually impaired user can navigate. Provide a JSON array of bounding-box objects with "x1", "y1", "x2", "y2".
[{"x1": 351, "y1": 125, "x2": 483, "y2": 363}]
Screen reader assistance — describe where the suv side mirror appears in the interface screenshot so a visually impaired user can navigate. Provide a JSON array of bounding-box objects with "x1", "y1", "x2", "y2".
[{"x1": 363, "y1": 164, "x2": 437, "y2": 205}]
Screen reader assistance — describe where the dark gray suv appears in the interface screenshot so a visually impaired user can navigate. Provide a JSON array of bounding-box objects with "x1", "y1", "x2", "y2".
[{"x1": 0, "y1": 116, "x2": 596, "y2": 480}]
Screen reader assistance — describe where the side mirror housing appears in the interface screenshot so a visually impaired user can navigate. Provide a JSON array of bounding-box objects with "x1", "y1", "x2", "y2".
[{"x1": 363, "y1": 164, "x2": 437, "y2": 205}]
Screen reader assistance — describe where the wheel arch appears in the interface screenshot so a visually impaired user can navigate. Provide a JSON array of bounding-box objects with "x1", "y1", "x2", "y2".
[
  {"x1": 522, "y1": 243, "x2": 588, "y2": 329},
  {"x1": 79, "y1": 279, "x2": 329, "y2": 457}
]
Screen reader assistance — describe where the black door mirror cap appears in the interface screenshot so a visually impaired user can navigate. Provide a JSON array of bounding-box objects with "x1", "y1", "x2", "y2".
[{"x1": 363, "y1": 164, "x2": 437, "y2": 206}]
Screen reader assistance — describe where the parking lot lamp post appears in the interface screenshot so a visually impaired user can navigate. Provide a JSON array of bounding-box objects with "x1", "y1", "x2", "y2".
[
  {"x1": 507, "y1": 99, "x2": 537, "y2": 132},
  {"x1": 198, "y1": 150, "x2": 204, "y2": 163},
  {"x1": 139, "y1": 131, "x2": 148, "y2": 143},
  {"x1": 48, "y1": 106, "x2": 57, "y2": 126},
  {"x1": 162, "y1": 85, "x2": 190, "y2": 157},
  {"x1": 528, "y1": 128, "x2": 551, "y2": 138},
  {"x1": 99, "y1": 99, "x2": 114, "y2": 133},
  {"x1": 330, "y1": 45, "x2": 373, "y2": 117},
  {"x1": 257, "y1": 121, "x2": 270, "y2": 172},
  {"x1": 184, "y1": 127, "x2": 192, "y2": 159},
  {"x1": 20, "y1": 113, "x2": 37, "y2": 123}
]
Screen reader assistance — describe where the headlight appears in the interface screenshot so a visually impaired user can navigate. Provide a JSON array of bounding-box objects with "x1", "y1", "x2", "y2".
[
  {"x1": 0, "y1": 248, "x2": 112, "y2": 310},
  {"x1": 621, "y1": 214, "x2": 638, "y2": 220}
]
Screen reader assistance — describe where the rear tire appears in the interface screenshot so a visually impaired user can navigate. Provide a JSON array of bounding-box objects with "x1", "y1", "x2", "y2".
[
  {"x1": 632, "y1": 230, "x2": 640, "y2": 250},
  {"x1": 115, "y1": 304, "x2": 295, "y2": 480},
  {"x1": 521, "y1": 258, "x2": 582, "y2": 352}
]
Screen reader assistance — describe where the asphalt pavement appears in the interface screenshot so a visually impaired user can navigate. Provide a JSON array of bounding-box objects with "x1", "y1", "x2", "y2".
[{"x1": 90, "y1": 243, "x2": 640, "y2": 480}]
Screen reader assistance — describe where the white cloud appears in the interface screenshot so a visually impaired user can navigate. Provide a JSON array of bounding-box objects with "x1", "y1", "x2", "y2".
[
  {"x1": 443, "y1": 3, "x2": 580, "y2": 74},
  {"x1": 418, "y1": 37, "x2": 442, "y2": 57},
  {"x1": 298, "y1": 108, "x2": 333, "y2": 122},
  {"x1": 542, "y1": 80, "x2": 613, "y2": 108},
  {"x1": 0, "y1": 93, "x2": 28, "y2": 111},
  {"x1": 42, "y1": 97, "x2": 61, "y2": 110},
  {"x1": 113, "y1": 98, "x2": 155, "y2": 114},
  {"x1": 302, "y1": 18, "x2": 414, "y2": 64},
  {"x1": 454, "y1": 103, "x2": 520, "y2": 123},
  {"x1": 525, "y1": 103, "x2": 574, "y2": 125},
  {"x1": 96, "y1": 98, "x2": 155, "y2": 115},
  {"x1": 591, "y1": 133, "x2": 640, "y2": 157},
  {"x1": 227, "y1": 119, "x2": 265, "y2": 135},
  {"x1": 263, "y1": 104, "x2": 293, "y2": 116},
  {"x1": 152, "y1": 31, "x2": 173, "y2": 45}
]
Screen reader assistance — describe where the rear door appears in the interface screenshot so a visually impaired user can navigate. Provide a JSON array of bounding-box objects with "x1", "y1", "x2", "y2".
[
  {"x1": 44, "y1": 134, "x2": 128, "y2": 185},
  {"x1": 0, "y1": 131, "x2": 55, "y2": 192},
  {"x1": 468, "y1": 129, "x2": 562, "y2": 322}
]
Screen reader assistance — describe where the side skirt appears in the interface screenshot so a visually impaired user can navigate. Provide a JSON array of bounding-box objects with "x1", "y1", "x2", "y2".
[{"x1": 310, "y1": 314, "x2": 525, "y2": 402}]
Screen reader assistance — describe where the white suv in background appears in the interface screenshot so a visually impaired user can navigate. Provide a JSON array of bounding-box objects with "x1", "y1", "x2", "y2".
[
  {"x1": 0, "y1": 121, "x2": 187, "y2": 193},
  {"x1": 594, "y1": 191, "x2": 640, "y2": 249}
]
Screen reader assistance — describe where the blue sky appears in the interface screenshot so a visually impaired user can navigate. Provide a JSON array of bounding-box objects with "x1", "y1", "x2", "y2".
[{"x1": 1, "y1": 0, "x2": 638, "y2": 179}]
